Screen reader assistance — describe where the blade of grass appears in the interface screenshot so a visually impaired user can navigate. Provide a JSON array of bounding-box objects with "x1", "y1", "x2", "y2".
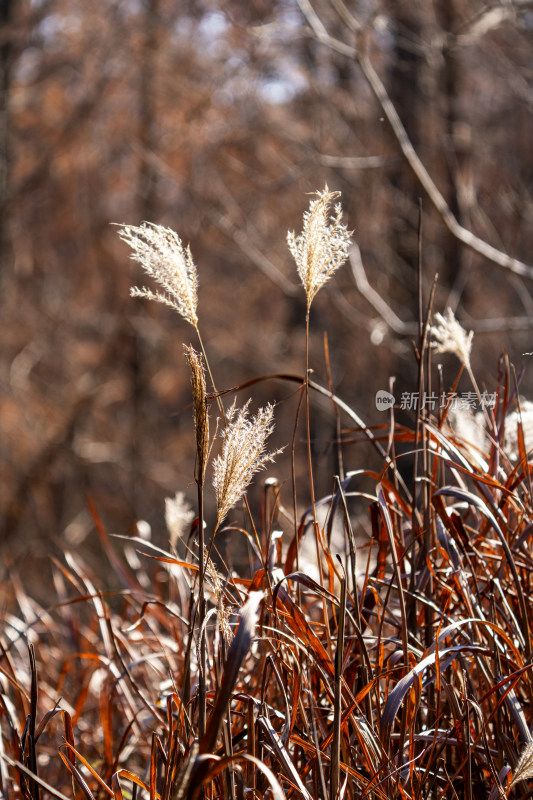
[
  {"x1": 200, "y1": 592, "x2": 263, "y2": 755},
  {"x1": 1, "y1": 752, "x2": 74, "y2": 800},
  {"x1": 257, "y1": 713, "x2": 314, "y2": 800},
  {"x1": 330, "y1": 571, "x2": 346, "y2": 800}
]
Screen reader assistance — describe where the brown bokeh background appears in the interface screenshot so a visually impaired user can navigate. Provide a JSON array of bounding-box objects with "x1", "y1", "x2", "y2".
[{"x1": 2, "y1": 0, "x2": 533, "y2": 582}]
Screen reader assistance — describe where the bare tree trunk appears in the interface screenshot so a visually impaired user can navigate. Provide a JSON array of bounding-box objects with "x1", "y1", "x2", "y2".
[
  {"x1": 128, "y1": 0, "x2": 160, "y2": 517},
  {"x1": 386, "y1": 2, "x2": 424, "y2": 281},
  {"x1": 436, "y1": 0, "x2": 468, "y2": 295},
  {"x1": 139, "y1": 0, "x2": 159, "y2": 220},
  {"x1": 0, "y1": 0, "x2": 14, "y2": 285}
]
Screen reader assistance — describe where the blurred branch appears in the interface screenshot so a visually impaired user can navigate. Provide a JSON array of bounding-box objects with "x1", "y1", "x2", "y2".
[
  {"x1": 0, "y1": 0, "x2": 14, "y2": 283},
  {"x1": 2, "y1": 313, "x2": 136, "y2": 540},
  {"x1": 13, "y1": 69, "x2": 111, "y2": 203},
  {"x1": 212, "y1": 212, "x2": 300, "y2": 297},
  {"x1": 349, "y1": 244, "x2": 416, "y2": 336},
  {"x1": 356, "y1": 53, "x2": 533, "y2": 279},
  {"x1": 460, "y1": 316, "x2": 533, "y2": 333},
  {"x1": 458, "y1": 7, "x2": 514, "y2": 42},
  {"x1": 351, "y1": 244, "x2": 533, "y2": 337},
  {"x1": 454, "y1": 4, "x2": 533, "y2": 43},
  {"x1": 317, "y1": 153, "x2": 398, "y2": 169},
  {"x1": 296, "y1": 1, "x2": 533, "y2": 280},
  {"x1": 2, "y1": 390, "x2": 94, "y2": 540},
  {"x1": 9, "y1": 2, "x2": 128, "y2": 206},
  {"x1": 217, "y1": 218, "x2": 533, "y2": 339}
]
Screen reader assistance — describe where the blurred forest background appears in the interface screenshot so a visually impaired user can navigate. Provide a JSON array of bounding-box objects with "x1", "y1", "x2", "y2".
[{"x1": 1, "y1": 0, "x2": 533, "y2": 584}]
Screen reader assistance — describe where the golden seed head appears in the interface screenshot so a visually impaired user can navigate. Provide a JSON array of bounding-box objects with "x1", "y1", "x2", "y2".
[
  {"x1": 511, "y1": 741, "x2": 533, "y2": 787},
  {"x1": 430, "y1": 308, "x2": 473, "y2": 369},
  {"x1": 118, "y1": 222, "x2": 198, "y2": 327},
  {"x1": 213, "y1": 400, "x2": 283, "y2": 526},
  {"x1": 287, "y1": 187, "x2": 352, "y2": 310}
]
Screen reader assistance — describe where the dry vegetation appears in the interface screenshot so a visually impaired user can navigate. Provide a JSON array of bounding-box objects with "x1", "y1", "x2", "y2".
[
  {"x1": 3, "y1": 188, "x2": 533, "y2": 800},
  {"x1": 3, "y1": 3, "x2": 533, "y2": 799}
]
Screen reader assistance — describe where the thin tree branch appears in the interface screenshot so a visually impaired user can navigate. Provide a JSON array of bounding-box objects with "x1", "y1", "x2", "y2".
[
  {"x1": 317, "y1": 153, "x2": 397, "y2": 169},
  {"x1": 212, "y1": 212, "x2": 300, "y2": 297},
  {"x1": 356, "y1": 52, "x2": 533, "y2": 280},
  {"x1": 351, "y1": 244, "x2": 533, "y2": 336},
  {"x1": 296, "y1": 1, "x2": 533, "y2": 280},
  {"x1": 349, "y1": 245, "x2": 416, "y2": 336}
]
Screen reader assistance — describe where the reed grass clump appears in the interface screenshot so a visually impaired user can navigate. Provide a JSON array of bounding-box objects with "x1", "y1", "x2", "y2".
[{"x1": 3, "y1": 191, "x2": 533, "y2": 800}]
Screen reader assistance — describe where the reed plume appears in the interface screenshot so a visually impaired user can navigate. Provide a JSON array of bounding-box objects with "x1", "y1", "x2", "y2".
[
  {"x1": 511, "y1": 741, "x2": 533, "y2": 787},
  {"x1": 118, "y1": 222, "x2": 199, "y2": 328},
  {"x1": 203, "y1": 545, "x2": 232, "y2": 645},
  {"x1": 287, "y1": 187, "x2": 352, "y2": 310},
  {"x1": 430, "y1": 307, "x2": 473, "y2": 369},
  {"x1": 165, "y1": 491, "x2": 195, "y2": 549},
  {"x1": 213, "y1": 400, "x2": 283, "y2": 526}
]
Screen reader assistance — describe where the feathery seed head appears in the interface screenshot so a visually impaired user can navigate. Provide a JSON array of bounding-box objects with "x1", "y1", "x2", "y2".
[
  {"x1": 430, "y1": 308, "x2": 473, "y2": 369},
  {"x1": 287, "y1": 187, "x2": 352, "y2": 310},
  {"x1": 213, "y1": 400, "x2": 283, "y2": 526},
  {"x1": 511, "y1": 741, "x2": 533, "y2": 787},
  {"x1": 503, "y1": 400, "x2": 533, "y2": 462},
  {"x1": 118, "y1": 222, "x2": 198, "y2": 327},
  {"x1": 165, "y1": 491, "x2": 195, "y2": 549},
  {"x1": 204, "y1": 546, "x2": 233, "y2": 644},
  {"x1": 184, "y1": 345, "x2": 210, "y2": 485}
]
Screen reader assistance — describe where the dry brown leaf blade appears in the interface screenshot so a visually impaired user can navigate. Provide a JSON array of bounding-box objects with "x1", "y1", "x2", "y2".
[{"x1": 200, "y1": 591, "x2": 264, "y2": 754}]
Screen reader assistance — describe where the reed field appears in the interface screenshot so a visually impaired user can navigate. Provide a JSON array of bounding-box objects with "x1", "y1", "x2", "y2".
[{"x1": 3, "y1": 188, "x2": 533, "y2": 800}]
